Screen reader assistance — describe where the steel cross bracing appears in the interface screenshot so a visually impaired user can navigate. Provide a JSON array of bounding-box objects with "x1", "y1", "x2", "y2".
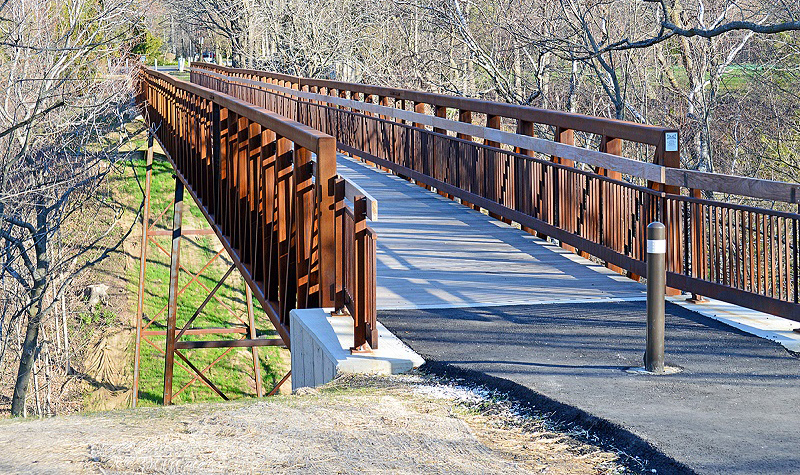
[{"x1": 132, "y1": 133, "x2": 290, "y2": 406}]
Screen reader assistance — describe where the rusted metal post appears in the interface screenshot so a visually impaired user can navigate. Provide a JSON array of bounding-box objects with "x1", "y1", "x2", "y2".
[
  {"x1": 351, "y1": 196, "x2": 374, "y2": 353},
  {"x1": 646, "y1": 221, "x2": 666, "y2": 373},
  {"x1": 352, "y1": 195, "x2": 367, "y2": 351},
  {"x1": 689, "y1": 188, "x2": 706, "y2": 302},
  {"x1": 515, "y1": 120, "x2": 535, "y2": 229},
  {"x1": 246, "y1": 285, "x2": 263, "y2": 397},
  {"x1": 332, "y1": 178, "x2": 346, "y2": 313},
  {"x1": 600, "y1": 135, "x2": 623, "y2": 275},
  {"x1": 655, "y1": 130, "x2": 682, "y2": 296},
  {"x1": 132, "y1": 131, "x2": 154, "y2": 408},
  {"x1": 316, "y1": 137, "x2": 337, "y2": 307},
  {"x1": 163, "y1": 178, "x2": 185, "y2": 405}
]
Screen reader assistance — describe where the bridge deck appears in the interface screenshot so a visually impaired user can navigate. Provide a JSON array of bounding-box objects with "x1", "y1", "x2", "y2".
[{"x1": 336, "y1": 155, "x2": 647, "y2": 310}]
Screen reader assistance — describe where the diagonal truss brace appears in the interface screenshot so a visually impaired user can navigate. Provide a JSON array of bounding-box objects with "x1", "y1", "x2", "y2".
[{"x1": 132, "y1": 132, "x2": 285, "y2": 407}]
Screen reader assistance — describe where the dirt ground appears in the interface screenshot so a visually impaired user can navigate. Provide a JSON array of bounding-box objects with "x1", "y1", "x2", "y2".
[{"x1": 0, "y1": 373, "x2": 638, "y2": 474}]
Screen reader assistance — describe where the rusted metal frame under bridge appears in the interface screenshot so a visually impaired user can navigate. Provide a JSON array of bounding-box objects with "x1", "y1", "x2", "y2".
[
  {"x1": 136, "y1": 67, "x2": 374, "y2": 404},
  {"x1": 132, "y1": 131, "x2": 287, "y2": 407}
]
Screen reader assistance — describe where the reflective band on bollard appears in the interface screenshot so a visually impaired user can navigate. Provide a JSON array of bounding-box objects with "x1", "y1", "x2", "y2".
[{"x1": 646, "y1": 222, "x2": 666, "y2": 373}]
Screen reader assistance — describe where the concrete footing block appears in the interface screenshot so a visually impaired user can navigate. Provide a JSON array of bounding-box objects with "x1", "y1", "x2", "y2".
[{"x1": 289, "y1": 308, "x2": 425, "y2": 391}]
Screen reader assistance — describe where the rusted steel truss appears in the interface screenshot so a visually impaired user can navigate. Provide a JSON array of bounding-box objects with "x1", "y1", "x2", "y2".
[{"x1": 132, "y1": 132, "x2": 289, "y2": 407}]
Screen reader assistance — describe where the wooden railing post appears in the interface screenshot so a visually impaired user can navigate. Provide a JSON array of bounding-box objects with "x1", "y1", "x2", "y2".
[
  {"x1": 516, "y1": 120, "x2": 536, "y2": 231},
  {"x1": 555, "y1": 127, "x2": 579, "y2": 254},
  {"x1": 353, "y1": 196, "x2": 367, "y2": 351},
  {"x1": 351, "y1": 196, "x2": 377, "y2": 352},
  {"x1": 599, "y1": 135, "x2": 624, "y2": 275},
  {"x1": 689, "y1": 188, "x2": 706, "y2": 302},
  {"x1": 294, "y1": 145, "x2": 315, "y2": 308},
  {"x1": 333, "y1": 179, "x2": 346, "y2": 311},
  {"x1": 483, "y1": 115, "x2": 501, "y2": 220},
  {"x1": 457, "y1": 109, "x2": 480, "y2": 210},
  {"x1": 432, "y1": 105, "x2": 448, "y2": 195},
  {"x1": 276, "y1": 135, "x2": 294, "y2": 326}
]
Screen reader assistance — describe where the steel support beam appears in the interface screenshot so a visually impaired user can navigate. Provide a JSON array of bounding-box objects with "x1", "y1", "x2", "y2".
[
  {"x1": 132, "y1": 132, "x2": 154, "y2": 409},
  {"x1": 163, "y1": 178, "x2": 184, "y2": 405}
]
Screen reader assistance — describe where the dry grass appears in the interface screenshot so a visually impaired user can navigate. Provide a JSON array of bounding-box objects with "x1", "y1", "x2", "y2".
[{"x1": 0, "y1": 372, "x2": 641, "y2": 474}]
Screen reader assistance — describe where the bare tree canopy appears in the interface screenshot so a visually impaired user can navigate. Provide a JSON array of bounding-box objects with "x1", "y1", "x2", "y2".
[
  {"x1": 602, "y1": 0, "x2": 800, "y2": 52},
  {"x1": 0, "y1": 0, "x2": 145, "y2": 416}
]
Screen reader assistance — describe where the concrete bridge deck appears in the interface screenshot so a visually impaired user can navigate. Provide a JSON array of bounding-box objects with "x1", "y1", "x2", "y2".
[{"x1": 336, "y1": 155, "x2": 647, "y2": 311}]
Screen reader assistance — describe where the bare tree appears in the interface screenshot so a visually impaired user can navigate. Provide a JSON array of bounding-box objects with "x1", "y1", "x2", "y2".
[
  {"x1": 164, "y1": 0, "x2": 251, "y2": 66},
  {"x1": 0, "y1": 0, "x2": 144, "y2": 417},
  {"x1": 608, "y1": 0, "x2": 800, "y2": 171},
  {"x1": 159, "y1": 0, "x2": 800, "y2": 183},
  {"x1": 598, "y1": 0, "x2": 800, "y2": 52},
  {"x1": 395, "y1": 0, "x2": 548, "y2": 103}
]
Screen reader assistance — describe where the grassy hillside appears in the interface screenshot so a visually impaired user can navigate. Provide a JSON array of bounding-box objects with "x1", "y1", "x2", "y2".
[
  {"x1": 66, "y1": 121, "x2": 290, "y2": 412},
  {"x1": 119, "y1": 140, "x2": 290, "y2": 407}
]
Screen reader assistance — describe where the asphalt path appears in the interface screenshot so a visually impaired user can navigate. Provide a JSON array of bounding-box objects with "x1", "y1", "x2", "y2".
[{"x1": 379, "y1": 301, "x2": 800, "y2": 474}]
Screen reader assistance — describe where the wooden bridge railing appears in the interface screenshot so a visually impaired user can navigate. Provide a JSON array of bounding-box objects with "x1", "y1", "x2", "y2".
[
  {"x1": 137, "y1": 68, "x2": 378, "y2": 356},
  {"x1": 191, "y1": 63, "x2": 800, "y2": 321}
]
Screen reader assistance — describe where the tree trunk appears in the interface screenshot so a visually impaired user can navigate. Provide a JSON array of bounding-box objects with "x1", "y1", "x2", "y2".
[
  {"x1": 11, "y1": 215, "x2": 48, "y2": 417},
  {"x1": 513, "y1": 47, "x2": 523, "y2": 102},
  {"x1": 10, "y1": 282, "x2": 45, "y2": 416}
]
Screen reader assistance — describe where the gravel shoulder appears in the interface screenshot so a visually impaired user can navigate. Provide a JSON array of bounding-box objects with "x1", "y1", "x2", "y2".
[{"x1": 0, "y1": 373, "x2": 639, "y2": 474}]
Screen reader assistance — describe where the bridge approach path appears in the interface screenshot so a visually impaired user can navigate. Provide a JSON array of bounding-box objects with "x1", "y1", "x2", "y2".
[{"x1": 338, "y1": 154, "x2": 800, "y2": 475}]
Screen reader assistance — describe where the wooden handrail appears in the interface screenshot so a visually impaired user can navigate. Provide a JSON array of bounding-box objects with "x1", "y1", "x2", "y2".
[
  {"x1": 146, "y1": 68, "x2": 333, "y2": 153},
  {"x1": 191, "y1": 62, "x2": 673, "y2": 145},
  {"x1": 192, "y1": 65, "x2": 800, "y2": 205}
]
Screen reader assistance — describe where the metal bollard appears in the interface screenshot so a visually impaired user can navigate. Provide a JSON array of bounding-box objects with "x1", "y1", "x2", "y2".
[{"x1": 645, "y1": 222, "x2": 666, "y2": 373}]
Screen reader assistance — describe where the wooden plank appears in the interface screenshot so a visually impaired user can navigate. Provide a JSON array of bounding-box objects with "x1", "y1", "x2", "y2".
[{"x1": 664, "y1": 168, "x2": 800, "y2": 204}]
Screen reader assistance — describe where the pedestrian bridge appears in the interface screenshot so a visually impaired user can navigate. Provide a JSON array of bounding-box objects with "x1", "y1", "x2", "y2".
[{"x1": 134, "y1": 63, "x2": 800, "y2": 405}]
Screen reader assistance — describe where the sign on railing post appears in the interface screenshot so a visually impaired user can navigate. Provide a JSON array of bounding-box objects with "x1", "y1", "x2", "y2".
[
  {"x1": 654, "y1": 130, "x2": 682, "y2": 296},
  {"x1": 646, "y1": 221, "x2": 666, "y2": 373}
]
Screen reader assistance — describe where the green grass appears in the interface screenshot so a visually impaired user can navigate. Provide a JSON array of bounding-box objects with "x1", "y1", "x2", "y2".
[
  {"x1": 665, "y1": 64, "x2": 759, "y2": 92},
  {"x1": 169, "y1": 72, "x2": 190, "y2": 82},
  {"x1": 117, "y1": 153, "x2": 288, "y2": 406}
]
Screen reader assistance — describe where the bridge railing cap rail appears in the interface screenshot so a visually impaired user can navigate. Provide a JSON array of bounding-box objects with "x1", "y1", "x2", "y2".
[
  {"x1": 143, "y1": 67, "x2": 335, "y2": 153},
  {"x1": 191, "y1": 62, "x2": 675, "y2": 146}
]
